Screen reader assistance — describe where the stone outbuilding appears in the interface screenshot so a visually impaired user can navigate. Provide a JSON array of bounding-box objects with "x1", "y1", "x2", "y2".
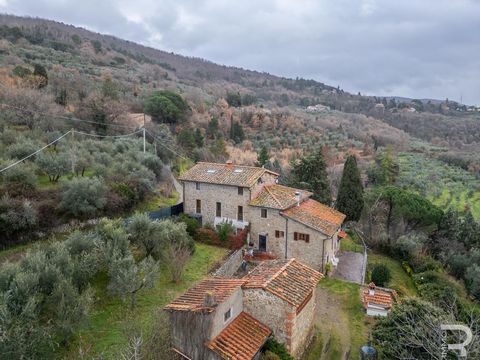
[
  {"x1": 164, "y1": 258, "x2": 323, "y2": 359},
  {"x1": 362, "y1": 282, "x2": 397, "y2": 317},
  {"x1": 242, "y1": 259, "x2": 323, "y2": 357},
  {"x1": 164, "y1": 278, "x2": 271, "y2": 360}
]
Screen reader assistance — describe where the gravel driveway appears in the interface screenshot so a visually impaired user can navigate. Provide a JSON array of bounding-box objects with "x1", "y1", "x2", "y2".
[{"x1": 333, "y1": 251, "x2": 365, "y2": 284}]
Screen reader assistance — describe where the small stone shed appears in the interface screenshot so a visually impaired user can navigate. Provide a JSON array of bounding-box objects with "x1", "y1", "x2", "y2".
[{"x1": 242, "y1": 259, "x2": 323, "y2": 357}]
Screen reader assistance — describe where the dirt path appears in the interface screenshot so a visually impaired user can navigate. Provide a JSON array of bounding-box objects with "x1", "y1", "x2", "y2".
[{"x1": 315, "y1": 288, "x2": 352, "y2": 359}]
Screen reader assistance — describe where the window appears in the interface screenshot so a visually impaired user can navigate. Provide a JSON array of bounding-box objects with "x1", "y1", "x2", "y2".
[
  {"x1": 195, "y1": 182, "x2": 200, "y2": 190},
  {"x1": 196, "y1": 199, "x2": 201, "y2": 214},
  {"x1": 261, "y1": 208, "x2": 267, "y2": 218},
  {"x1": 275, "y1": 230, "x2": 285, "y2": 238},
  {"x1": 294, "y1": 232, "x2": 310, "y2": 242},
  {"x1": 224, "y1": 308, "x2": 232, "y2": 322},
  {"x1": 238, "y1": 206, "x2": 244, "y2": 221},
  {"x1": 216, "y1": 202, "x2": 222, "y2": 217},
  {"x1": 238, "y1": 187, "x2": 244, "y2": 196}
]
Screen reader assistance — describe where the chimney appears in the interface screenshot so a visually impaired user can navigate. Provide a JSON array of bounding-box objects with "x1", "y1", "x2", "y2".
[
  {"x1": 203, "y1": 291, "x2": 217, "y2": 308},
  {"x1": 226, "y1": 160, "x2": 233, "y2": 170},
  {"x1": 368, "y1": 282, "x2": 376, "y2": 296},
  {"x1": 294, "y1": 191, "x2": 301, "y2": 206}
]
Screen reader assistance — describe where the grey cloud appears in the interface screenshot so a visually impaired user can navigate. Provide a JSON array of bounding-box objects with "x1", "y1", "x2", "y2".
[{"x1": 1, "y1": 0, "x2": 480, "y2": 104}]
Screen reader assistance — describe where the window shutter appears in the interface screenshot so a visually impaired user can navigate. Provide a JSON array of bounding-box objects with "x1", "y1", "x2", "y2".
[
  {"x1": 275, "y1": 230, "x2": 279, "y2": 238},
  {"x1": 294, "y1": 232, "x2": 298, "y2": 241},
  {"x1": 306, "y1": 234, "x2": 310, "y2": 243}
]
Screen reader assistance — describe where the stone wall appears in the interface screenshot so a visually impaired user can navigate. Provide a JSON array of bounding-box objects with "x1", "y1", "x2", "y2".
[
  {"x1": 183, "y1": 181, "x2": 251, "y2": 227},
  {"x1": 211, "y1": 248, "x2": 244, "y2": 277},
  {"x1": 249, "y1": 208, "x2": 287, "y2": 257},
  {"x1": 249, "y1": 208, "x2": 340, "y2": 272},
  {"x1": 291, "y1": 290, "x2": 316, "y2": 357},
  {"x1": 243, "y1": 288, "x2": 292, "y2": 346}
]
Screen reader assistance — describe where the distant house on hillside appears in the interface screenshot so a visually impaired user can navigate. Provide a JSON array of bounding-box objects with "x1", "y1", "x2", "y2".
[
  {"x1": 164, "y1": 258, "x2": 322, "y2": 359},
  {"x1": 305, "y1": 104, "x2": 330, "y2": 113},
  {"x1": 179, "y1": 161, "x2": 346, "y2": 272}
]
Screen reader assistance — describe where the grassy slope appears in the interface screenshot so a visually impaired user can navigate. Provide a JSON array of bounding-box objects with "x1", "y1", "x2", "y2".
[
  {"x1": 339, "y1": 235, "x2": 364, "y2": 253},
  {"x1": 316, "y1": 278, "x2": 373, "y2": 359},
  {"x1": 133, "y1": 191, "x2": 179, "y2": 213},
  {"x1": 65, "y1": 243, "x2": 227, "y2": 359},
  {"x1": 367, "y1": 253, "x2": 417, "y2": 297}
]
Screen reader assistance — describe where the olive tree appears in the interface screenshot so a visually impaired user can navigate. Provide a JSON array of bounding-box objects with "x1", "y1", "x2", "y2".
[
  {"x1": 107, "y1": 253, "x2": 159, "y2": 309},
  {"x1": 59, "y1": 177, "x2": 107, "y2": 218}
]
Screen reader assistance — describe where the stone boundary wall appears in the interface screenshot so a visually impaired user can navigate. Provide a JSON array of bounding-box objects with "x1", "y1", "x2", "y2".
[{"x1": 212, "y1": 247, "x2": 244, "y2": 277}]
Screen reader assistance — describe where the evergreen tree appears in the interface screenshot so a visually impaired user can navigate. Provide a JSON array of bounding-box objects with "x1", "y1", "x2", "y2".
[
  {"x1": 230, "y1": 121, "x2": 245, "y2": 144},
  {"x1": 33, "y1": 63, "x2": 48, "y2": 88},
  {"x1": 206, "y1": 117, "x2": 220, "y2": 139},
  {"x1": 289, "y1": 149, "x2": 331, "y2": 205},
  {"x1": 194, "y1": 128, "x2": 204, "y2": 147},
  {"x1": 255, "y1": 146, "x2": 269, "y2": 167},
  {"x1": 336, "y1": 155, "x2": 364, "y2": 221}
]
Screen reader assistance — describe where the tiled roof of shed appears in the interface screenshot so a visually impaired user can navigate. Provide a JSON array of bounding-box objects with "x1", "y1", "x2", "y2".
[
  {"x1": 362, "y1": 290, "x2": 394, "y2": 309},
  {"x1": 178, "y1": 162, "x2": 278, "y2": 187},
  {"x1": 164, "y1": 278, "x2": 245, "y2": 313},
  {"x1": 243, "y1": 259, "x2": 323, "y2": 307},
  {"x1": 249, "y1": 185, "x2": 312, "y2": 209},
  {"x1": 206, "y1": 312, "x2": 271, "y2": 360},
  {"x1": 281, "y1": 199, "x2": 346, "y2": 236}
]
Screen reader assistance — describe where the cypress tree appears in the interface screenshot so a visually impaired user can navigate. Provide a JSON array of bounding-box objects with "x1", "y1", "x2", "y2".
[
  {"x1": 290, "y1": 148, "x2": 331, "y2": 205},
  {"x1": 256, "y1": 146, "x2": 269, "y2": 167},
  {"x1": 336, "y1": 155, "x2": 364, "y2": 221}
]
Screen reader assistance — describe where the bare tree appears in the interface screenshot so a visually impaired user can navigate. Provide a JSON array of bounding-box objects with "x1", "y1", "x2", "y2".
[{"x1": 163, "y1": 243, "x2": 191, "y2": 283}]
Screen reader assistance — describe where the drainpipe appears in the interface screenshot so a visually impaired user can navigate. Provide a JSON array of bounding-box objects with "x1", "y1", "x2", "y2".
[
  {"x1": 285, "y1": 218, "x2": 289, "y2": 259},
  {"x1": 321, "y1": 235, "x2": 334, "y2": 273}
]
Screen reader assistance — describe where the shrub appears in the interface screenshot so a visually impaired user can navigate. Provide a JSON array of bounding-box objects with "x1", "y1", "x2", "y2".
[
  {"x1": 59, "y1": 177, "x2": 107, "y2": 219},
  {"x1": 229, "y1": 228, "x2": 247, "y2": 250},
  {"x1": 178, "y1": 214, "x2": 200, "y2": 238},
  {"x1": 0, "y1": 195, "x2": 38, "y2": 245},
  {"x1": 195, "y1": 228, "x2": 220, "y2": 246},
  {"x1": 263, "y1": 338, "x2": 294, "y2": 360},
  {"x1": 1, "y1": 163, "x2": 37, "y2": 194},
  {"x1": 371, "y1": 264, "x2": 391, "y2": 287},
  {"x1": 393, "y1": 233, "x2": 425, "y2": 262},
  {"x1": 217, "y1": 222, "x2": 234, "y2": 243}
]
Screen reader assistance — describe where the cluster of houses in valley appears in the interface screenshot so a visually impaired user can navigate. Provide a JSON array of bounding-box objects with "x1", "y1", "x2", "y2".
[{"x1": 164, "y1": 161, "x2": 396, "y2": 359}]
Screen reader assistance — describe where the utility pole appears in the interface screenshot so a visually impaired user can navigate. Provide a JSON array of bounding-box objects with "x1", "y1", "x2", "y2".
[
  {"x1": 70, "y1": 128, "x2": 76, "y2": 174},
  {"x1": 143, "y1": 113, "x2": 146, "y2": 153}
]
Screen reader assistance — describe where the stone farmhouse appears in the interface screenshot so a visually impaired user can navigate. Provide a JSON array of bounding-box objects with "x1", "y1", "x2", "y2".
[
  {"x1": 164, "y1": 258, "x2": 322, "y2": 359},
  {"x1": 179, "y1": 161, "x2": 346, "y2": 272}
]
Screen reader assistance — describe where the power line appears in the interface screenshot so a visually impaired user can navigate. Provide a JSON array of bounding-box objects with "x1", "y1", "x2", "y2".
[
  {"x1": 74, "y1": 129, "x2": 144, "y2": 138},
  {"x1": 0, "y1": 128, "x2": 145, "y2": 173},
  {"x1": 144, "y1": 128, "x2": 189, "y2": 161},
  {"x1": 0, "y1": 131, "x2": 72, "y2": 173},
  {"x1": 0, "y1": 103, "x2": 137, "y2": 130}
]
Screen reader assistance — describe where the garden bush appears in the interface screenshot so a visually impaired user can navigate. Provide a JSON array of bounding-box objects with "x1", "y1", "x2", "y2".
[{"x1": 371, "y1": 264, "x2": 391, "y2": 286}]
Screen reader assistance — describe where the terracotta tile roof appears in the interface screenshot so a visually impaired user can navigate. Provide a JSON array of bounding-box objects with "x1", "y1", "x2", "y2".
[
  {"x1": 206, "y1": 312, "x2": 271, "y2": 360},
  {"x1": 243, "y1": 259, "x2": 323, "y2": 307},
  {"x1": 338, "y1": 230, "x2": 347, "y2": 238},
  {"x1": 250, "y1": 185, "x2": 312, "y2": 209},
  {"x1": 281, "y1": 199, "x2": 346, "y2": 236},
  {"x1": 179, "y1": 162, "x2": 278, "y2": 187},
  {"x1": 362, "y1": 286, "x2": 394, "y2": 309},
  {"x1": 164, "y1": 278, "x2": 245, "y2": 313}
]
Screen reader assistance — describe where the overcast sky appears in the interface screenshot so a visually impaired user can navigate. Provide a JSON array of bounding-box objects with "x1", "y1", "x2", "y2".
[{"x1": 1, "y1": 0, "x2": 480, "y2": 104}]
